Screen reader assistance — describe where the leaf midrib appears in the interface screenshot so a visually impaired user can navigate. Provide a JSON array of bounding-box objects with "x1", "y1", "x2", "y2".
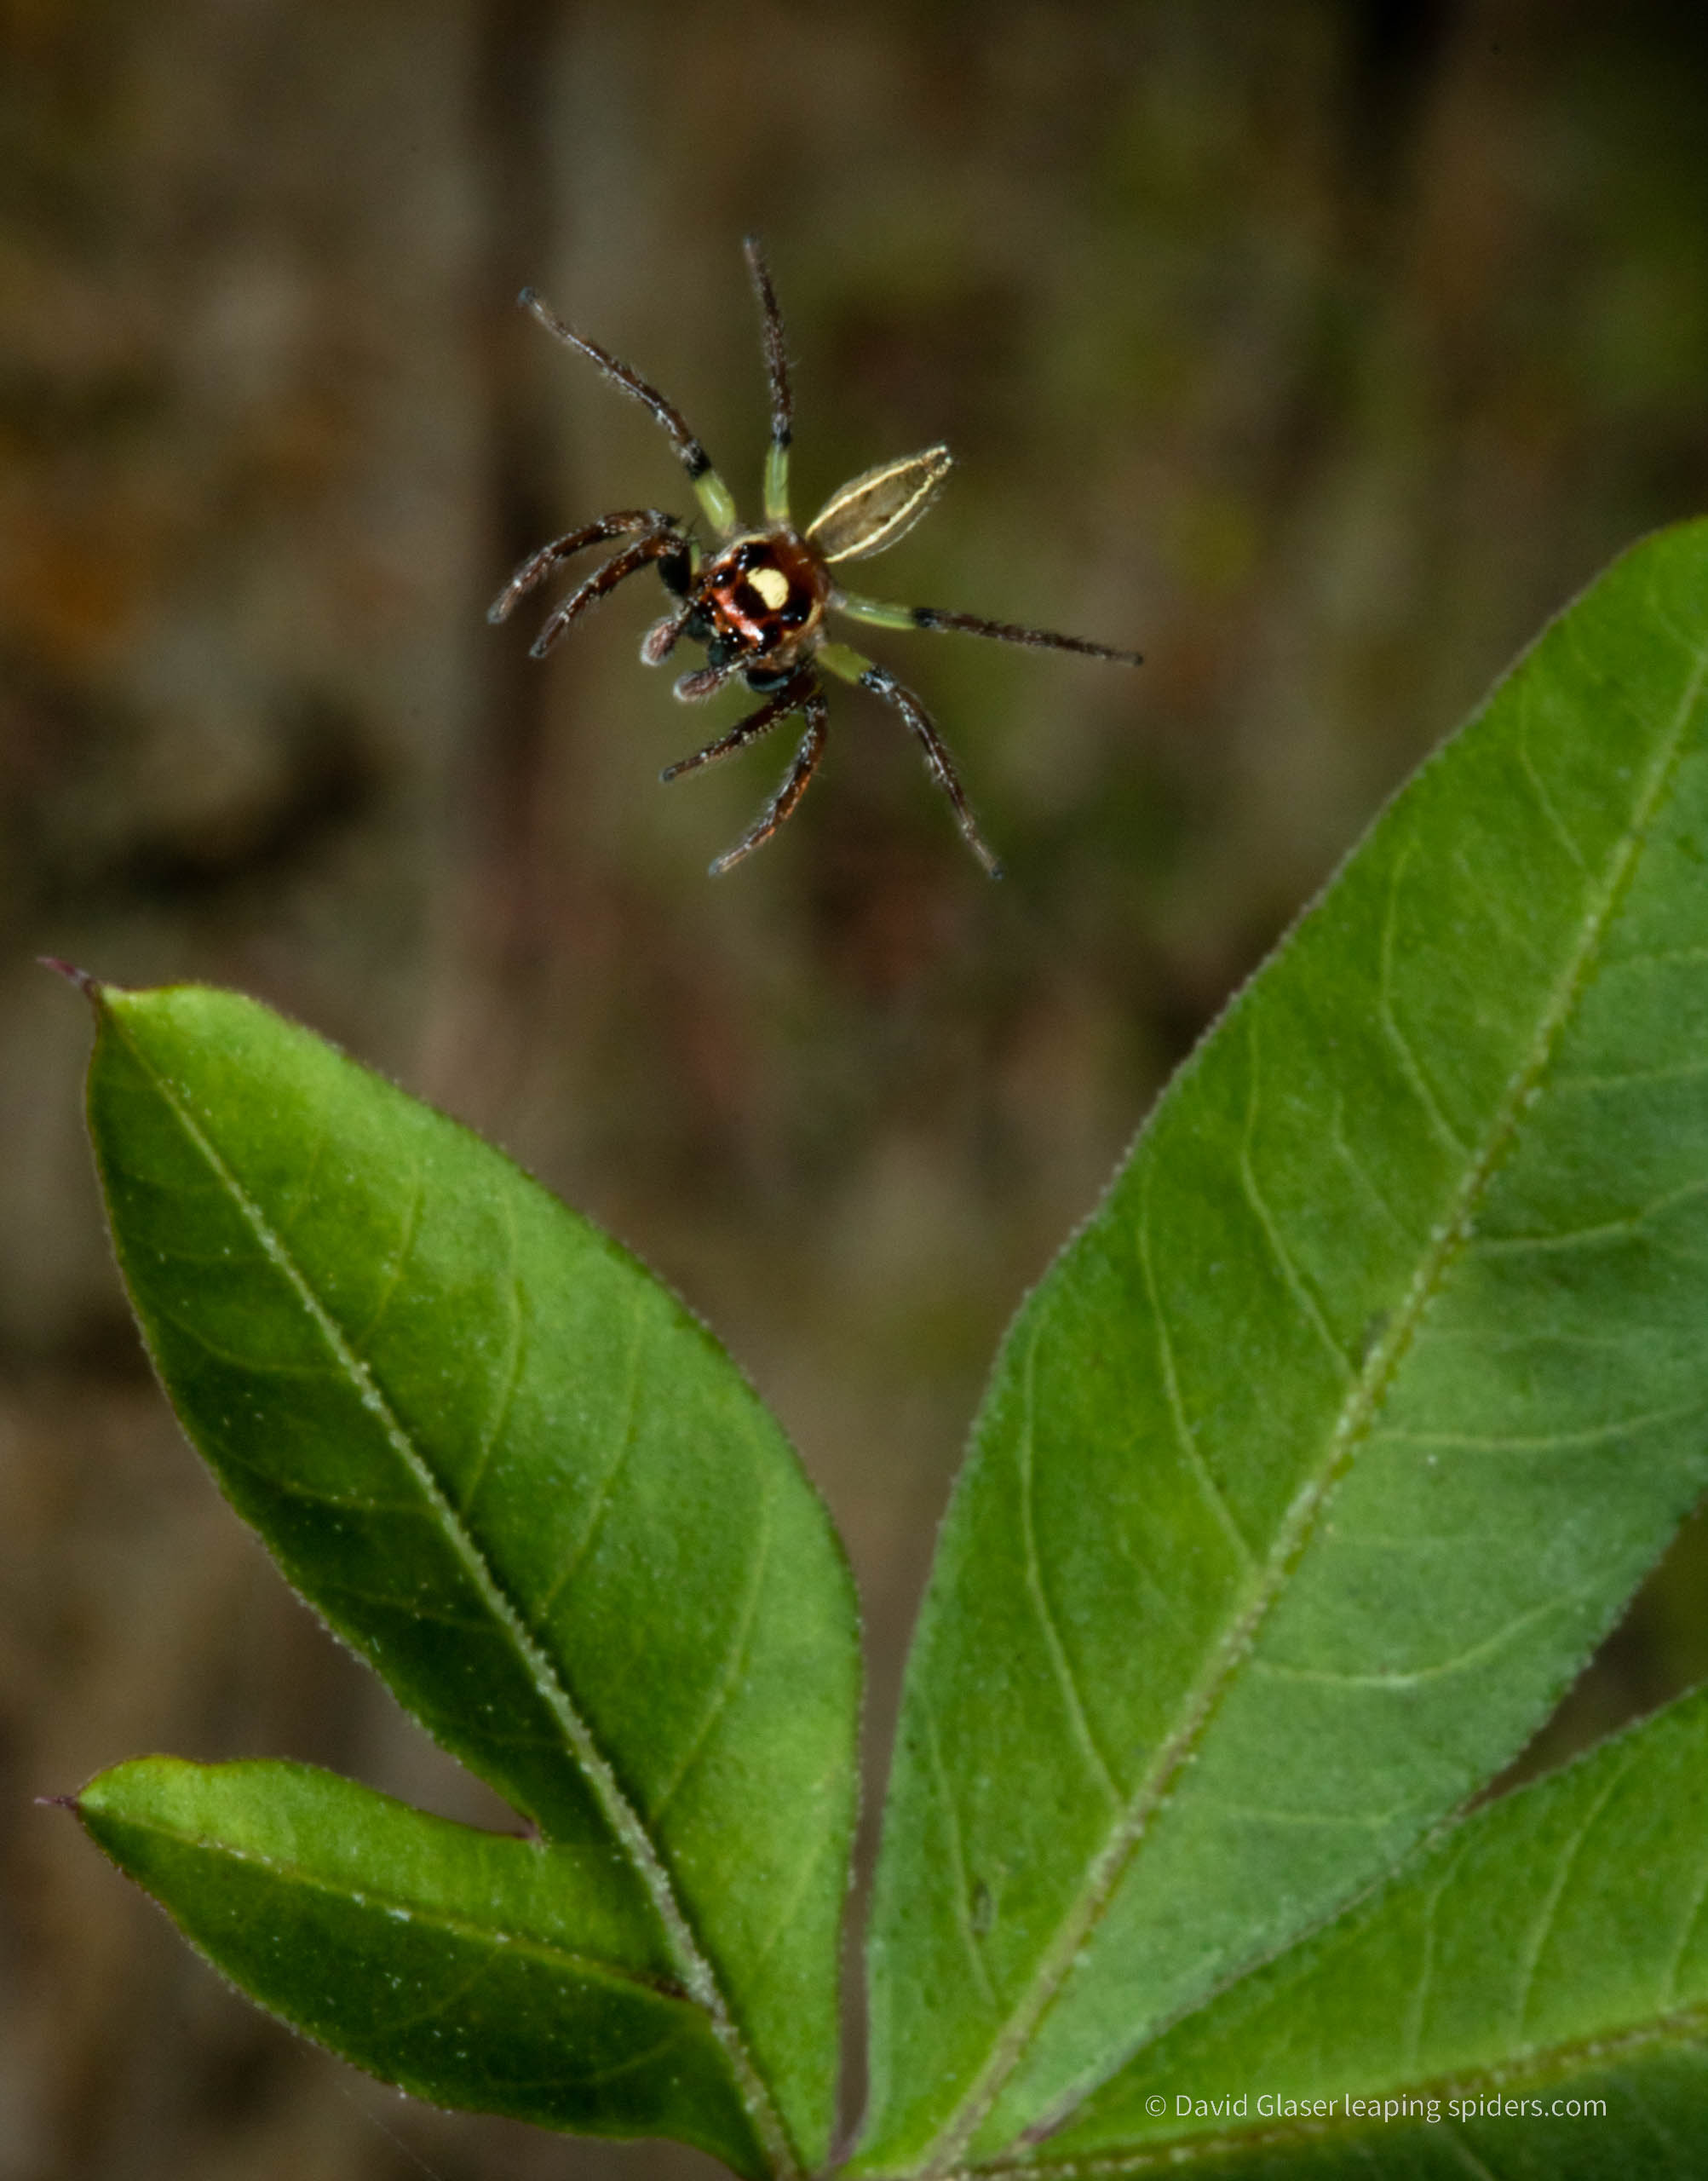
[
  {"x1": 920, "y1": 621, "x2": 1708, "y2": 2174},
  {"x1": 98, "y1": 1800, "x2": 699, "y2": 2002},
  {"x1": 977, "y1": 1999, "x2": 1708, "y2": 2178},
  {"x1": 101, "y1": 1010, "x2": 802, "y2": 2181}
]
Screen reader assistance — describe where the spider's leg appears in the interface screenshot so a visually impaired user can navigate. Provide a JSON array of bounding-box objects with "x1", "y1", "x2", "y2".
[
  {"x1": 530, "y1": 535, "x2": 681, "y2": 659},
  {"x1": 818, "y1": 642, "x2": 1003, "y2": 878},
  {"x1": 708, "y1": 681, "x2": 830, "y2": 878},
  {"x1": 832, "y1": 589, "x2": 1144, "y2": 667},
  {"x1": 661, "y1": 670, "x2": 814, "y2": 780},
  {"x1": 489, "y1": 509, "x2": 680, "y2": 625},
  {"x1": 518, "y1": 288, "x2": 739, "y2": 537},
  {"x1": 743, "y1": 236, "x2": 792, "y2": 525}
]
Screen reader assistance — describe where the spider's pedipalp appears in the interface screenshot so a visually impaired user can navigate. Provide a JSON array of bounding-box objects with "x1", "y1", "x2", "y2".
[
  {"x1": 673, "y1": 659, "x2": 745, "y2": 702},
  {"x1": 488, "y1": 509, "x2": 679, "y2": 625},
  {"x1": 518, "y1": 288, "x2": 739, "y2": 536},
  {"x1": 708, "y1": 682, "x2": 830, "y2": 877},
  {"x1": 806, "y1": 447, "x2": 952, "y2": 563},
  {"x1": 529, "y1": 533, "x2": 683, "y2": 659},
  {"x1": 641, "y1": 604, "x2": 697, "y2": 665},
  {"x1": 661, "y1": 669, "x2": 816, "y2": 781}
]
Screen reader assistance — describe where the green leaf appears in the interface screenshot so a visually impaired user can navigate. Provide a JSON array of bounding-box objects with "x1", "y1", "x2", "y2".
[
  {"x1": 858, "y1": 519, "x2": 1708, "y2": 2171},
  {"x1": 84, "y1": 987, "x2": 860, "y2": 2177},
  {"x1": 1036, "y1": 1683, "x2": 1708, "y2": 2173},
  {"x1": 78, "y1": 1757, "x2": 771, "y2": 2179}
]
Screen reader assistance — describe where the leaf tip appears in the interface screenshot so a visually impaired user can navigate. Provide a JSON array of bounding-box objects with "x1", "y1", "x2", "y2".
[{"x1": 38, "y1": 958, "x2": 108, "y2": 1008}]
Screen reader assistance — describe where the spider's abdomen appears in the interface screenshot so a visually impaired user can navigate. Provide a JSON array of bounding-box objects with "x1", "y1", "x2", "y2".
[{"x1": 698, "y1": 530, "x2": 830, "y2": 662}]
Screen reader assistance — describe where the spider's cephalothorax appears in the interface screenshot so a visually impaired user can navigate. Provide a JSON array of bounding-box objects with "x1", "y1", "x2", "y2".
[
  {"x1": 675, "y1": 532, "x2": 831, "y2": 673},
  {"x1": 489, "y1": 239, "x2": 1143, "y2": 877}
]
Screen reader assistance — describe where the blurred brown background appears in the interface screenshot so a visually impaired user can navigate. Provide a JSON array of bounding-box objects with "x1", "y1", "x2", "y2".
[{"x1": 5, "y1": 2, "x2": 1708, "y2": 2174}]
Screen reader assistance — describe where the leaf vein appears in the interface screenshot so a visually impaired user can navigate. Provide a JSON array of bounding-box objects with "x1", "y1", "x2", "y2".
[
  {"x1": 1237, "y1": 1024, "x2": 1356, "y2": 1378},
  {"x1": 1509, "y1": 1752, "x2": 1636, "y2": 2041},
  {"x1": 1469, "y1": 1174, "x2": 1708, "y2": 1252},
  {"x1": 531, "y1": 1287, "x2": 649, "y2": 1626},
  {"x1": 1372, "y1": 1395, "x2": 1708, "y2": 1453},
  {"x1": 342, "y1": 1155, "x2": 426, "y2": 1355},
  {"x1": 1249, "y1": 1591, "x2": 1582, "y2": 1690},
  {"x1": 1660, "y1": 1841, "x2": 1708, "y2": 2010},
  {"x1": 128, "y1": 1819, "x2": 693, "y2": 2001},
  {"x1": 1553, "y1": 1055, "x2": 1708, "y2": 1091},
  {"x1": 647, "y1": 1476, "x2": 776, "y2": 1824},
  {"x1": 1405, "y1": 1838, "x2": 1469, "y2": 2073},
  {"x1": 1514, "y1": 694, "x2": 1590, "y2": 873},
  {"x1": 455, "y1": 1194, "x2": 526, "y2": 1519},
  {"x1": 1327, "y1": 1093, "x2": 1418, "y2": 1247},
  {"x1": 921, "y1": 1683, "x2": 1000, "y2": 2013},
  {"x1": 1020, "y1": 1320, "x2": 1122, "y2": 1809},
  {"x1": 1136, "y1": 1178, "x2": 1257, "y2": 1572},
  {"x1": 1377, "y1": 843, "x2": 1473, "y2": 1157}
]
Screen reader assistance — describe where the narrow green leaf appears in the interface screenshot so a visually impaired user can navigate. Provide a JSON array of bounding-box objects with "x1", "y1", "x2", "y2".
[
  {"x1": 859, "y1": 520, "x2": 1708, "y2": 2171},
  {"x1": 85, "y1": 987, "x2": 860, "y2": 2176},
  {"x1": 1033, "y1": 1683, "x2": 1708, "y2": 2172},
  {"x1": 78, "y1": 1758, "x2": 770, "y2": 2178}
]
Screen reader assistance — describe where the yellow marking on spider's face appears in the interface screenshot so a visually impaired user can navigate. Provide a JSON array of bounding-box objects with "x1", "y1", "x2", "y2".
[
  {"x1": 806, "y1": 445, "x2": 952, "y2": 563},
  {"x1": 749, "y1": 565, "x2": 791, "y2": 611}
]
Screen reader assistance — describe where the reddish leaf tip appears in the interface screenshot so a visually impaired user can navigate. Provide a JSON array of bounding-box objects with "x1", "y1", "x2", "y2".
[{"x1": 37, "y1": 958, "x2": 101, "y2": 998}]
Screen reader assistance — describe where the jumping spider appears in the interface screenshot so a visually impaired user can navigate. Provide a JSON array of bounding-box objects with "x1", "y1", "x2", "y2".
[{"x1": 489, "y1": 238, "x2": 1143, "y2": 878}]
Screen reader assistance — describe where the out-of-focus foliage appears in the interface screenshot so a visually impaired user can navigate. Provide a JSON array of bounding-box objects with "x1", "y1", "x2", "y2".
[{"x1": 7, "y1": 4, "x2": 1708, "y2": 2177}]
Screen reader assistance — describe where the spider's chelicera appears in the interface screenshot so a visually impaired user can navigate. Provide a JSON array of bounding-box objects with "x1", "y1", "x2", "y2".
[{"x1": 489, "y1": 238, "x2": 1143, "y2": 878}]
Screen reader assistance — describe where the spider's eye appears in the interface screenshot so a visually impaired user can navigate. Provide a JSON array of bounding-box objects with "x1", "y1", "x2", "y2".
[
  {"x1": 705, "y1": 636, "x2": 738, "y2": 670},
  {"x1": 684, "y1": 607, "x2": 713, "y2": 642},
  {"x1": 658, "y1": 549, "x2": 693, "y2": 597},
  {"x1": 744, "y1": 665, "x2": 793, "y2": 694}
]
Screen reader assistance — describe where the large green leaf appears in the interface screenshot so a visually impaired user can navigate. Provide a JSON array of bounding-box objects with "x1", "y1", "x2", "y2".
[
  {"x1": 858, "y1": 519, "x2": 1708, "y2": 2171},
  {"x1": 78, "y1": 1758, "x2": 770, "y2": 2178},
  {"x1": 84, "y1": 986, "x2": 860, "y2": 2177},
  {"x1": 1034, "y1": 1683, "x2": 1708, "y2": 2173}
]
